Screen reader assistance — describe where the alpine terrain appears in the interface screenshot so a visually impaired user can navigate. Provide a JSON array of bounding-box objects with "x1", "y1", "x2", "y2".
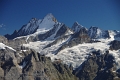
[{"x1": 0, "y1": 13, "x2": 120, "y2": 80}]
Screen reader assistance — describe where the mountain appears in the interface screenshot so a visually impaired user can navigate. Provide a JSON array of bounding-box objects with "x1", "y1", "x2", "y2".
[
  {"x1": 5, "y1": 18, "x2": 40, "y2": 39},
  {"x1": 5, "y1": 13, "x2": 58, "y2": 40},
  {"x1": 71, "y1": 21, "x2": 83, "y2": 33},
  {"x1": 1, "y1": 13, "x2": 120, "y2": 80},
  {"x1": 55, "y1": 27, "x2": 91, "y2": 54},
  {"x1": 88, "y1": 26, "x2": 110, "y2": 39}
]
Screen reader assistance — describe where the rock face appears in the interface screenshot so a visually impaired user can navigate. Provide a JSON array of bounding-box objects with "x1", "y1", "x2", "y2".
[
  {"x1": 8, "y1": 38, "x2": 27, "y2": 51},
  {"x1": 5, "y1": 18, "x2": 40, "y2": 40},
  {"x1": 71, "y1": 27, "x2": 90, "y2": 44},
  {"x1": 20, "y1": 50, "x2": 78, "y2": 80},
  {"x1": 71, "y1": 22, "x2": 83, "y2": 33},
  {"x1": 0, "y1": 36, "x2": 28, "y2": 51},
  {"x1": 88, "y1": 26, "x2": 110, "y2": 39},
  {"x1": 54, "y1": 24, "x2": 73, "y2": 38},
  {"x1": 0, "y1": 36, "x2": 8, "y2": 45},
  {"x1": 0, "y1": 48, "x2": 78, "y2": 80},
  {"x1": 56, "y1": 27, "x2": 91, "y2": 54},
  {"x1": 74, "y1": 50, "x2": 120, "y2": 80},
  {"x1": 0, "y1": 47, "x2": 18, "y2": 80},
  {"x1": 110, "y1": 40, "x2": 120, "y2": 50}
]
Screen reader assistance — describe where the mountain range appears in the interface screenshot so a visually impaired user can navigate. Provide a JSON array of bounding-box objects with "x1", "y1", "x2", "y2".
[{"x1": 0, "y1": 13, "x2": 120, "y2": 80}]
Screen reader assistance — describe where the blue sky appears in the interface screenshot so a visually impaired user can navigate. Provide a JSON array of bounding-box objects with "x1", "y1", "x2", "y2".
[{"x1": 0, "y1": 0, "x2": 120, "y2": 35}]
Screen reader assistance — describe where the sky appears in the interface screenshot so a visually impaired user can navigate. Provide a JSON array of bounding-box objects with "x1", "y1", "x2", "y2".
[{"x1": 0, "y1": 0, "x2": 120, "y2": 35}]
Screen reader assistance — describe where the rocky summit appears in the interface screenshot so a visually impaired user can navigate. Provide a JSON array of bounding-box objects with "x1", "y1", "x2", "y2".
[{"x1": 0, "y1": 13, "x2": 120, "y2": 80}]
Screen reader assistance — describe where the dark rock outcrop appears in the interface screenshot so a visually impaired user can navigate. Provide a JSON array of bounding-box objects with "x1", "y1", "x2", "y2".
[
  {"x1": 88, "y1": 26, "x2": 110, "y2": 39},
  {"x1": 110, "y1": 40, "x2": 120, "y2": 50}
]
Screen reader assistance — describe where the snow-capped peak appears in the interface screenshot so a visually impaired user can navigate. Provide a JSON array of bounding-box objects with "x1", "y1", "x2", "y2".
[
  {"x1": 71, "y1": 21, "x2": 83, "y2": 33},
  {"x1": 5, "y1": 13, "x2": 60, "y2": 39},
  {"x1": 37, "y1": 13, "x2": 58, "y2": 30},
  {"x1": 43, "y1": 13, "x2": 57, "y2": 23}
]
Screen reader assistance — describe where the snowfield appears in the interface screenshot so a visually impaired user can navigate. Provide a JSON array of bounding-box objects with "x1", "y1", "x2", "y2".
[{"x1": 23, "y1": 37, "x2": 120, "y2": 69}]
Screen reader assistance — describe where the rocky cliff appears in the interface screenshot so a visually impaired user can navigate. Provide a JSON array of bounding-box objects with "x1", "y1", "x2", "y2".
[{"x1": 0, "y1": 48, "x2": 78, "y2": 80}]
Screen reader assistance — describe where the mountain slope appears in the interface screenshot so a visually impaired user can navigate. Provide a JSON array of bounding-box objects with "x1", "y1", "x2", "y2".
[
  {"x1": 5, "y1": 18, "x2": 40, "y2": 39},
  {"x1": 2, "y1": 13, "x2": 120, "y2": 80}
]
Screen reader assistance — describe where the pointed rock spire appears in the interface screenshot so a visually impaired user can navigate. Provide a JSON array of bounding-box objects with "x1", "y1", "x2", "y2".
[{"x1": 71, "y1": 21, "x2": 83, "y2": 33}]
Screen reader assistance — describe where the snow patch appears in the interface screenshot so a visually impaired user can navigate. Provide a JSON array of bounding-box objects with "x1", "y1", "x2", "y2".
[
  {"x1": 23, "y1": 41, "x2": 53, "y2": 53},
  {"x1": 0, "y1": 43, "x2": 16, "y2": 51}
]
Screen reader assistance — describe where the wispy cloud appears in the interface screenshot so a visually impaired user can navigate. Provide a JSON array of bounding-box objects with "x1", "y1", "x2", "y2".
[
  {"x1": 0, "y1": 24, "x2": 6, "y2": 31},
  {"x1": 0, "y1": 24, "x2": 5, "y2": 28}
]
